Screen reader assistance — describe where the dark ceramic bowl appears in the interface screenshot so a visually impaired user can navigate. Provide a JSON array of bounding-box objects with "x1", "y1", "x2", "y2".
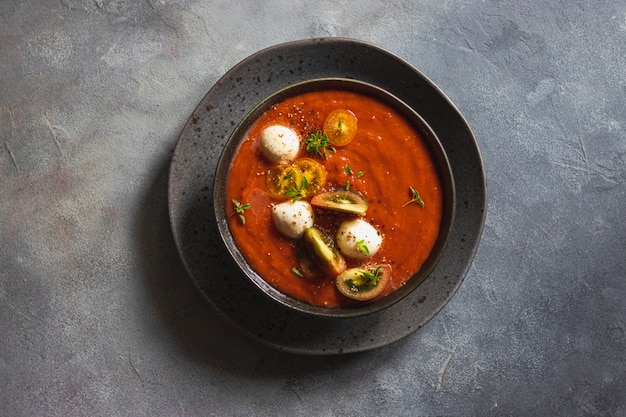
[{"x1": 213, "y1": 77, "x2": 455, "y2": 318}]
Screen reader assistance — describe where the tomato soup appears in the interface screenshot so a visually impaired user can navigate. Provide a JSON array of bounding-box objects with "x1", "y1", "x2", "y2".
[{"x1": 225, "y1": 89, "x2": 443, "y2": 308}]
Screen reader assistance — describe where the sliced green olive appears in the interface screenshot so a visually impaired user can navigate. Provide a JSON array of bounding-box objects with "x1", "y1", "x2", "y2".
[
  {"x1": 310, "y1": 190, "x2": 368, "y2": 216},
  {"x1": 302, "y1": 226, "x2": 347, "y2": 276},
  {"x1": 335, "y1": 264, "x2": 392, "y2": 301}
]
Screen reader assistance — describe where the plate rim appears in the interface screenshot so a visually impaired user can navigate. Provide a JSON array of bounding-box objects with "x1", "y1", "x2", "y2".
[{"x1": 168, "y1": 37, "x2": 487, "y2": 355}]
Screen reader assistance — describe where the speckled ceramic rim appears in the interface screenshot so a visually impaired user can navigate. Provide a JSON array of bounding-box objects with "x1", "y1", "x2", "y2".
[
  {"x1": 213, "y1": 78, "x2": 456, "y2": 318},
  {"x1": 168, "y1": 37, "x2": 486, "y2": 354}
]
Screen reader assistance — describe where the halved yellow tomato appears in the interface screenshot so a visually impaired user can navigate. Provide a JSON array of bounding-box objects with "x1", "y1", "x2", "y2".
[
  {"x1": 266, "y1": 163, "x2": 302, "y2": 199},
  {"x1": 323, "y1": 109, "x2": 357, "y2": 146},
  {"x1": 294, "y1": 158, "x2": 327, "y2": 194}
]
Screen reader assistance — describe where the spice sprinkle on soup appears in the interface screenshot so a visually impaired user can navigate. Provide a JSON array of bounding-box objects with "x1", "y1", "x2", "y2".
[{"x1": 226, "y1": 88, "x2": 444, "y2": 308}]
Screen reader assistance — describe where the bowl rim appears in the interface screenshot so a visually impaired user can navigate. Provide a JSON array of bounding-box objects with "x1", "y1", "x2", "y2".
[{"x1": 213, "y1": 76, "x2": 456, "y2": 318}]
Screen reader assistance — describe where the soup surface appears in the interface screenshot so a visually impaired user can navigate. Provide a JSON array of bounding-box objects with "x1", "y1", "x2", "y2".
[{"x1": 225, "y1": 89, "x2": 443, "y2": 308}]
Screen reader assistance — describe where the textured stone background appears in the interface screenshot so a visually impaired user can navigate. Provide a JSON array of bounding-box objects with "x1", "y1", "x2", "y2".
[{"x1": 1, "y1": 1, "x2": 624, "y2": 416}]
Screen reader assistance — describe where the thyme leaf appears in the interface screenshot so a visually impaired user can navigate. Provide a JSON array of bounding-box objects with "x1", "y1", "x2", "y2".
[
  {"x1": 304, "y1": 130, "x2": 335, "y2": 158},
  {"x1": 344, "y1": 164, "x2": 364, "y2": 179},
  {"x1": 356, "y1": 239, "x2": 370, "y2": 255},
  {"x1": 402, "y1": 186, "x2": 425, "y2": 208},
  {"x1": 231, "y1": 199, "x2": 251, "y2": 224},
  {"x1": 361, "y1": 265, "x2": 383, "y2": 285},
  {"x1": 285, "y1": 177, "x2": 308, "y2": 202}
]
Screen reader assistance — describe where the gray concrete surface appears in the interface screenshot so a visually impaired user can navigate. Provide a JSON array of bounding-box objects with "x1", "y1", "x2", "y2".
[{"x1": 1, "y1": 1, "x2": 624, "y2": 416}]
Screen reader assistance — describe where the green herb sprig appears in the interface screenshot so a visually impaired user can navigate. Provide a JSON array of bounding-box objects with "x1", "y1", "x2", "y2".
[
  {"x1": 361, "y1": 265, "x2": 383, "y2": 285},
  {"x1": 285, "y1": 177, "x2": 308, "y2": 202},
  {"x1": 304, "y1": 130, "x2": 335, "y2": 158},
  {"x1": 402, "y1": 186, "x2": 425, "y2": 208},
  {"x1": 356, "y1": 239, "x2": 370, "y2": 255},
  {"x1": 231, "y1": 199, "x2": 251, "y2": 224}
]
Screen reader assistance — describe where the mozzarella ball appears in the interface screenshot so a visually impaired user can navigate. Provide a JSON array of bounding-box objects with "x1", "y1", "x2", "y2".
[
  {"x1": 336, "y1": 219, "x2": 383, "y2": 259},
  {"x1": 271, "y1": 200, "x2": 314, "y2": 239},
  {"x1": 259, "y1": 125, "x2": 300, "y2": 163}
]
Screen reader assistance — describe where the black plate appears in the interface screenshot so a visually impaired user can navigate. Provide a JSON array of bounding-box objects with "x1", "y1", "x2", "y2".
[{"x1": 168, "y1": 38, "x2": 486, "y2": 355}]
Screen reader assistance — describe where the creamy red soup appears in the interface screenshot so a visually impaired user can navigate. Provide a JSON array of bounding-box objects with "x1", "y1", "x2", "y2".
[{"x1": 225, "y1": 89, "x2": 443, "y2": 308}]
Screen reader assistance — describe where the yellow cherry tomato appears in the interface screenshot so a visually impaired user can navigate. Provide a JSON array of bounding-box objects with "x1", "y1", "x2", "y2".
[
  {"x1": 266, "y1": 163, "x2": 302, "y2": 199},
  {"x1": 323, "y1": 109, "x2": 358, "y2": 146},
  {"x1": 294, "y1": 158, "x2": 327, "y2": 194}
]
